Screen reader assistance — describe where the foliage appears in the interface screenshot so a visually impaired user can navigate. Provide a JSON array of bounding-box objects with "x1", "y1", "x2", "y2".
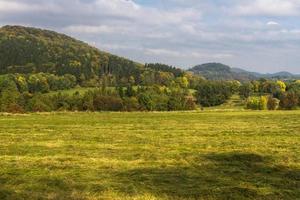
[
  {"x1": 0, "y1": 26, "x2": 197, "y2": 87},
  {"x1": 145, "y1": 63, "x2": 184, "y2": 77},
  {"x1": 196, "y1": 81, "x2": 232, "y2": 107},
  {"x1": 189, "y1": 63, "x2": 256, "y2": 81},
  {"x1": 267, "y1": 96, "x2": 280, "y2": 110},
  {"x1": 279, "y1": 92, "x2": 299, "y2": 110},
  {"x1": 246, "y1": 96, "x2": 268, "y2": 110},
  {"x1": 239, "y1": 82, "x2": 254, "y2": 99}
]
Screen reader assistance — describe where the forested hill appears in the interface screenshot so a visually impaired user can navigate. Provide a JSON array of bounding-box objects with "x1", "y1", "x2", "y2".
[
  {"x1": 189, "y1": 63, "x2": 300, "y2": 81},
  {"x1": 0, "y1": 25, "x2": 146, "y2": 83},
  {"x1": 189, "y1": 63, "x2": 256, "y2": 81}
]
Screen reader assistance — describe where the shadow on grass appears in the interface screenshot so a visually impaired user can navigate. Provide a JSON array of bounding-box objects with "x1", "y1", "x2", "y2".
[
  {"x1": 0, "y1": 175, "x2": 78, "y2": 199},
  {"x1": 0, "y1": 152, "x2": 299, "y2": 199},
  {"x1": 116, "y1": 152, "x2": 300, "y2": 199}
]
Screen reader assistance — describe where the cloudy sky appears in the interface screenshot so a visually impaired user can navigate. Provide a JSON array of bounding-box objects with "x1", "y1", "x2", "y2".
[{"x1": 1, "y1": 0, "x2": 300, "y2": 73}]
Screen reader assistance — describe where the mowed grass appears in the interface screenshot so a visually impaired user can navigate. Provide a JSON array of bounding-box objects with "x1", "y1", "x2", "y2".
[{"x1": 0, "y1": 111, "x2": 299, "y2": 200}]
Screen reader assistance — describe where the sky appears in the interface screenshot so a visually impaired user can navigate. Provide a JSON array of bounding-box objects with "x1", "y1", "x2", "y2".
[{"x1": 1, "y1": 0, "x2": 300, "y2": 73}]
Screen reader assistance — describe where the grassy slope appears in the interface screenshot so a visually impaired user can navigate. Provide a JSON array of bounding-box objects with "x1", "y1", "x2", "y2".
[
  {"x1": 0, "y1": 111, "x2": 299, "y2": 200},
  {"x1": 206, "y1": 95, "x2": 245, "y2": 111}
]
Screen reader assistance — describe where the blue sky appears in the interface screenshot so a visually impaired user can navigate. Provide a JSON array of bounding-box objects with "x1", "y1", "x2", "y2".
[{"x1": 1, "y1": 0, "x2": 300, "y2": 73}]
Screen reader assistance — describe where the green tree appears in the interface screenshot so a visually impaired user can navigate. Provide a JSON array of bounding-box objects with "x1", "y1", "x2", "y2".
[
  {"x1": 239, "y1": 83, "x2": 254, "y2": 99},
  {"x1": 196, "y1": 81, "x2": 232, "y2": 107},
  {"x1": 280, "y1": 92, "x2": 299, "y2": 110}
]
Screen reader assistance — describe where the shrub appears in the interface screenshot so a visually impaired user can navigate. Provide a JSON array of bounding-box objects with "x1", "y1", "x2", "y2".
[
  {"x1": 259, "y1": 96, "x2": 268, "y2": 110},
  {"x1": 184, "y1": 95, "x2": 197, "y2": 110},
  {"x1": 122, "y1": 97, "x2": 140, "y2": 112},
  {"x1": 267, "y1": 97, "x2": 280, "y2": 110},
  {"x1": 82, "y1": 91, "x2": 94, "y2": 111},
  {"x1": 280, "y1": 92, "x2": 299, "y2": 110},
  {"x1": 51, "y1": 93, "x2": 71, "y2": 111},
  {"x1": 27, "y1": 97, "x2": 52, "y2": 112},
  {"x1": 246, "y1": 96, "x2": 267, "y2": 110},
  {"x1": 5, "y1": 103, "x2": 25, "y2": 113},
  {"x1": 246, "y1": 97, "x2": 260, "y2": 110},
  {"x1": 93, "y1": 95, "x2": 123, "y2": 111}
]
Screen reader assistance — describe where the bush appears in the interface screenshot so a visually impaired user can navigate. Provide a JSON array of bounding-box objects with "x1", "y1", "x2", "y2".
[
  {"x1": 267, "y1": 96, "x2": 280, "y2": 110},
  {"x1": 51, "y1": 93, "x2": 71, "y2": 111},
  {"x1": 260, "y1": 96, "x2": 268, "y2": 110},
  {"x1": 5, "y1": 103, "x2": 25, "y2": 113},
  {"x1": 27, "y1": 96, "x2": 52, "y2": 112},
  {"x1": 184, "y1": 95, "x2": 197, "y2": 110},
  {"x1": 122, "y1": 97, "x2": 140, "y2": 111},
  {"x1": 93, "y1": 95, "x2": 123, "y2": 111},
  {"x1": 246, "y1": 96, "x2": 267, "y2": 110},
  {"x1": 246, "y1": 97, "x2": 260, "y2": 110},
  {"x1": 279, "y1": 92, "x2": 299, "y2": 110}
]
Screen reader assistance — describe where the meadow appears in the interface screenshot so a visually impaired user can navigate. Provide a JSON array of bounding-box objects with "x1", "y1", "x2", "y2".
[{"x1": 0, "y1": 111, "x2": 299, "y2": 200}]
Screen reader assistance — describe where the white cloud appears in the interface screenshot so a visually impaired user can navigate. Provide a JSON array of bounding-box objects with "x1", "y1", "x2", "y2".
[
  {"x1": 234, "y1": 0, "x2": 300, "y2": 16},
  {"x1": 0, "y1": 0, "x2": 300, "y2": 72},
  {"x1": 63, "y1": 25, "x2": 129, "y2": 34},
  {"x1": 267, "y1": 21, "x2": 280, "y2": 26},
  {"x1": 145, "y1": 48, "x2": 182, "y2": 57},
  {"x1": 0, "y1": 1, "x2": 43, "y2": 12},
  {"x1": 145, "y1": 48, "x2": 234, "y2": 60}
]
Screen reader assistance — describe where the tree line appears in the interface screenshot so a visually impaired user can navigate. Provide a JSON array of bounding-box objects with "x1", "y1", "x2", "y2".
[
  {"x1": 0, "y1": 85, "x2": 196, "y2": 113},
  {"x1": 1, "y1": 70, "x2": 299, "y2": 113},
  {"x1": 239, "y1": 79, "x2": 300, "y2": 110}
]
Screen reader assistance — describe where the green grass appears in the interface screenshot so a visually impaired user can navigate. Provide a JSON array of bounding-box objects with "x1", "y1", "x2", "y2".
[
  {"x1": 0, "y1": 111, "x2": 299, "y2": 200},
  {"x1": 206, "y1": 95, "x2": 245, "y2": 111}
]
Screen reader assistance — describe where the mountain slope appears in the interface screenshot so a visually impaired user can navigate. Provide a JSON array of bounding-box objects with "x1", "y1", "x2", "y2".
[
  {"x1": 0, "y1": 25, "x2": 143, "y2": 81},
  {"x1": 189, "y1": 63, "x2": 256, "y2": 81},
  {"x1": 190, "y1": 63, "x2": 299, "y2": 81}
]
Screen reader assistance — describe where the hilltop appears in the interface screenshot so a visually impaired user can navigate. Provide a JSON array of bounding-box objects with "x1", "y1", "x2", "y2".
[
  {"x1": 189, "y1": 63, "x2": 299, "y2": 81},
  {"x1": 0, "y1": 25, "x2": 146, "y2": 81},
  {"x1": 0, "y1": 25, "x2": 298, "y2": 83},
  {"x1": 189, "y1": 63, "x2": 256, "y2": 81}
]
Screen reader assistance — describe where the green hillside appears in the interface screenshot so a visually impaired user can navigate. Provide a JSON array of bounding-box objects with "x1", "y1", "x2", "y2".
[{"x1": 0, "y1": 25, "x2": 144, "y2": 82}]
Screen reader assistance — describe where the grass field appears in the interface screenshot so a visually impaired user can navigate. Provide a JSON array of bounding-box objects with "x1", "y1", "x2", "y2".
[{"x1": 0, "y1": 111, "x2": 300, "y2": 200}]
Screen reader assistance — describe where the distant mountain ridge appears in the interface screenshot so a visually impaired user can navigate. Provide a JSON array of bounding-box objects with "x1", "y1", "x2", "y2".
[
  {"x1": 189, "y1": 63, "x2": 300, "y2": 81},
  {"x1": 0, "y1": 25, "x2": 298, "y2": 82}
]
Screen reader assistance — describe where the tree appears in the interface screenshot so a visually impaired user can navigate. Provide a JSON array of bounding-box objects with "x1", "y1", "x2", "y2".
[
  {"x1": 239, "y1": 83, "x2": 254, "y2": 99},
  {"x1": 122, "y1": 97, "x2": 139, "y2": 111},
  {"x1": 267, "y1": 96, "x2": 280, "y2": 110},
  {"x1": 175, "y1": 77, "x2": 189, "y2": 88},
  {"x1": 15, "y1": 75, "x2": 28, "y2": 93},
  {"x1": 28, "y1": 74, "x2": 50, "y2": 93},
  {"x1": 0, "y1": 75, "x2": 22, "y2": 112},
  {"x1": 93, "y1": 95, "x2": 123, "y2": 111},
  {"x1": 259, "y1": 96, "x2": 268, "y2": 110},
  {"x1": 276, "y1": 81, "x2": 286, "y2": 92},
  {"x1": 27, "y1": 94, "x2": 52, "y2": 112},
  {"x1": 280, "y1": 92, "x2": 299, "y2": 110},
  {"x1": 196, "y1": 81, "x2": 232, "y2": 107},
  {"x1": 246, "y1": 96, "x2": 267, "y2": 110},
  {"x1": 82, "y1": 91, "x2": 94, "y2": 111},
  {"x1": 229, "y1": 80, "x2": 241, "y2": 94},
  {"x1": 125, "y1": 85, "x2": 136, "y2": 97}
]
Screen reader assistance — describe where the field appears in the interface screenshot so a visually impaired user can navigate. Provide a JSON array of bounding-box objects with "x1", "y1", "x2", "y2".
[{"x1": 0, "y1": 111, "x2": 300, "y2": 200}]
